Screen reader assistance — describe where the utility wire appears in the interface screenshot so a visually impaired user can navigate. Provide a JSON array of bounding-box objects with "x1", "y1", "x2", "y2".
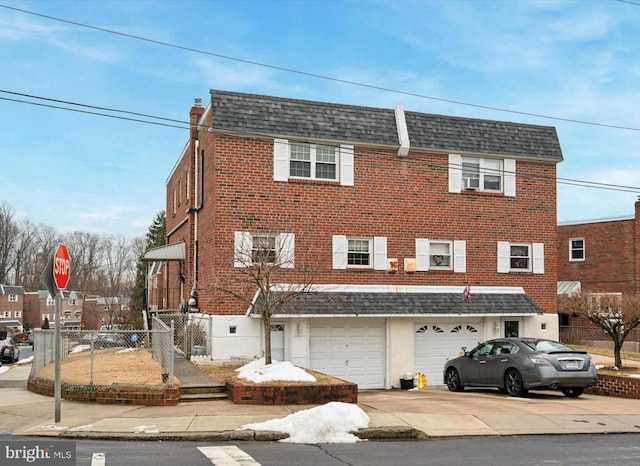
[
  {"x1": 1, "y1": 3, "x2": 640, "y2": 133},
  {"x1": 2, "y1": 89, "x2": 639, "y2": 194}
]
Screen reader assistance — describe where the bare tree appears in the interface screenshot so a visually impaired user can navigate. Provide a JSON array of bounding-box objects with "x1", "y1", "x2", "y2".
[
  {"x1": 559, "y1": 292, "x2": 640, "y2": 369},
  {"x1": 0, "y1": 202, "x2": 18, "y2": 283},
  {"x1": 211, "y1": 231, "x2": 321, "y2": 365}
]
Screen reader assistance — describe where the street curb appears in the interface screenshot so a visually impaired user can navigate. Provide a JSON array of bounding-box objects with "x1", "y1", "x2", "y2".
[{"x1": 57, "y1": 427, "x2": 425, "y2": 442}]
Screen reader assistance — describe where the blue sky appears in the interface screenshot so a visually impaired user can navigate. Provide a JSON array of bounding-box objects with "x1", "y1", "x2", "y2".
[{"x1": 1, "y1": 0, "x2": 639, "y2": 239}]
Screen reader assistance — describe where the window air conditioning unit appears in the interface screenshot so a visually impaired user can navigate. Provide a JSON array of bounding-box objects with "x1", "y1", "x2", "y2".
[{"x1": 463, "y1": 177, "x2": 480, "y2": 190}]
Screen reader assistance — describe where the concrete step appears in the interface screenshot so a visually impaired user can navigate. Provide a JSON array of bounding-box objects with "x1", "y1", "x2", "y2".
[
  {"x1": 180, "y1": 383, "x2": 226, "y2": 395},
  {"x1": 179, "y1": 392, "x2": 229, "y2": 402}
]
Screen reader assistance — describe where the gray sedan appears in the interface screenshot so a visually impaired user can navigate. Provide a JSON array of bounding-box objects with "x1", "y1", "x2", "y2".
[{"x1": 443, "y1": 338, "x2": 598, "y2": 397}]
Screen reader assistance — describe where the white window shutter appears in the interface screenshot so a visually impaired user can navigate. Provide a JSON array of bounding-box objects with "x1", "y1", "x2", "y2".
[
  {"x1": 332, "y1": 235, "x2": 347, "y2": 269},
  {"x1": 234, "y1": 231, "x2": 252, "y2": 268},
  {"x1": 448, "y1": 154, "x2": 462, "y2": 193},
  {"x1": 416, "y1": 238, "x2": 430, "y2": 271},
  {"x1": 273, "y1": 138, "x2": 289, "y2": 182},
  {"x1": 504, "y1": 159, "x2": 516, "y2": 197},
  {"x1": 453, "y1": 240, "x2": 466, "y2": 273},
  {"x1": 340, "y1": 145, "x2": 354, "y2": 186},
  {"x1": 373, "y1": 237, "x2": 387, "y2": 270},
  {"x1": 532, "y1": 242, "x2": 544, "y2": 274},
  {"x1": 497, "y1": 241, "x2": 510, "y2": 273},
  {"x1": 278, "y1": 233, "x2": 295, "y2": 269}
]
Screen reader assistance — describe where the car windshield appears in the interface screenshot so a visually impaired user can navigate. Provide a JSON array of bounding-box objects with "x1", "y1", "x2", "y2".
[{"x1": 522, "y1": 340, "x2": 573, "y2": 352}]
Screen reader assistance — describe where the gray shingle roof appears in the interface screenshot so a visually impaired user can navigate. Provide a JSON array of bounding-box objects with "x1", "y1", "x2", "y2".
[
  {"x1": 0, "y1": 285, "x2": 24, "y2": 296},
  {"x1": 209, "y1": 89, "x2": 563, "y2": 162},
  {"x1": 253, "y1": 292, "x2": 544, "y2": 316}
]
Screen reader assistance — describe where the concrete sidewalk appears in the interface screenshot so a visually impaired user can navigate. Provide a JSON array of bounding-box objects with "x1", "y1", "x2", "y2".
[{"x1": 2, "y1": 362, "x2": 640, "y2": 441}]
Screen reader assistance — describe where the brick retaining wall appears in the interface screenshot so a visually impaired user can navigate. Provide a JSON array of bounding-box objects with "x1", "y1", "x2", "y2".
[
  {"x1": 226, "y1": 380, "x2": 358, "y2": 405},
  {"x1": 587, "y1": 373, "x2": 640, "y2": 400},
  {"x1": 28, "y1": 377, "x2": 180, "y2": 406}
]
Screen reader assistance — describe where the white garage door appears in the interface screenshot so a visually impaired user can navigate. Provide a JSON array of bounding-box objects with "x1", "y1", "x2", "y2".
[
  {"x1": 414, "y1": 323, "x2": 481, "y2": 387},
  {"x1": 309, "y1": 319, "x2": 385, "y2": 389}
]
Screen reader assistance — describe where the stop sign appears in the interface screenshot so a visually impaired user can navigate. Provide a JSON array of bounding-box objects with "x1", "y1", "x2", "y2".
[{"x1": 53, "y1": 243, "x2": 71, "y2": 290}]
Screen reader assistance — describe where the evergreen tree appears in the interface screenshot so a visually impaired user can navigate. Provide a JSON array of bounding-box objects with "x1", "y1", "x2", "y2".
[{"x1": 129, "y1": 211, "x2": 166, "y2": 324}]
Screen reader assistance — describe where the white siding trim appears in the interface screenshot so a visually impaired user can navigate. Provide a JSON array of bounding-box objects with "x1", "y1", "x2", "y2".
[
  {"x1": 504, "y1": 159, "x2": 516, "y2": 197},
  {"x1": 497, "y1": 241, "x2": 511, "y2": 273},
  {"x1": 448, "y1": 154, "x2": 462, "y2": 193},
  {"x1": 415, "y1": 238, "x2": 430, "y2": 272},
  {"x1": 332, "y1": 235, "x2": 347, "y2": 270},
  {"x1": 453, "y1": 240, "x2": 466, "y2": 273},
  {"x1": 273, "y1": 138, "x2": 289, "y2": 182},
  {"x1": 340, "y1": 145, "x2": 354, "y2": 186},
  {"x1": 278, "y1": 233, "x2": 295, "y2": 269},
  {"x1": 234, "y1": 232, "x2": 252, "y2": 268},
  {"x1": 532, "y1": 242, "x2": 544, "y2": 274},
  {"x1": 373, "y1": 236, "x2": 388, "y2": 271}
]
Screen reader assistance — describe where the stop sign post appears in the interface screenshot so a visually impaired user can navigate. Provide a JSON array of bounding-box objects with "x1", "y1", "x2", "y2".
[{"x1": 40, "y1": 243, "x2": 71, "y2": 423}]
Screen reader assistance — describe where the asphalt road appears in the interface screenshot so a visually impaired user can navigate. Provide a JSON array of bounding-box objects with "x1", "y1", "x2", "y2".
[{"x1": 2, "y1": 434, "x2": 639, "y2": 466}]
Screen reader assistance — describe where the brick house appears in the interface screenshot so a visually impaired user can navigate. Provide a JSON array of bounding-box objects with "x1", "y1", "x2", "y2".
[
  {"x1": 146, "y1": 90, "x2": 563, "y2": 388},
  {"x1": 0, "y1": 284, "x2": 25, "y2": 331},
  {"x1": 23, "y1": 290, "x2": 83, "y2": 330},
  {"x1": 557, "y1": 199, "x2": 640, "y2": 348}
]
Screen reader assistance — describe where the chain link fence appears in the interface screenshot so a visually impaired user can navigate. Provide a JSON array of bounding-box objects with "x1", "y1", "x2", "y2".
[
  {"x1": 30, "y1": 325, "x2": 175, "y2": 387},
  {"x1": 151, "y1": 311, "x2": 209, "y2": 358}
]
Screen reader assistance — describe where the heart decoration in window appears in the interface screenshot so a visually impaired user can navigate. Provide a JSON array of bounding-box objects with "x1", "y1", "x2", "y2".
[{"x1": 433, "y1": 255, "x2": 444, "y2": 266}]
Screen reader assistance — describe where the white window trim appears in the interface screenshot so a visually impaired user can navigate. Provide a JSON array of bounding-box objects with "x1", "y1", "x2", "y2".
[
  {"x1": 2, "y1": 311, "x2": 9, "y2": 318},
  {"x1": 14, "y1": 311, "x2": 21, "y2": 317},
  {"x1": 8, "y1": 294, "x2": 17, "y2": 303},
  {"x1": 234, "y1": 232, "x2": 295, "y2": 268},
  {"x1": 332, "y1": 235, "x2": 387, "y2": 270},
  {"x1": 497, "y1": 241, "x2": 544, "y2": 274},
  {"x1": 415, "y1": 239, "x2": 466, "y2": 273},
  {"x1": 569, "y1": 237, "x2": 585, "y2": 262},
  {"x1": 449, "y1": 154, "x2": 515, "y2": 197},
  {"x1": 273, "y1": 139, "x2": 354, "y2": 186}
]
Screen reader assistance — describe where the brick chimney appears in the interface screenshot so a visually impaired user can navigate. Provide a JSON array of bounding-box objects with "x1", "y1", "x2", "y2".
[{"x1": 190, "y1": 98, "x2": 205, "y2": 140}]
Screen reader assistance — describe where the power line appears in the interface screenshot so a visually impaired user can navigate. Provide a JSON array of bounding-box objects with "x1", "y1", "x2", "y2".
[
  {"x1": 2, "y1": 3, "x2": 640, "y2": 133},
  {"x1": 2, "y1": 90, "x2": 639, "y2": 195}
]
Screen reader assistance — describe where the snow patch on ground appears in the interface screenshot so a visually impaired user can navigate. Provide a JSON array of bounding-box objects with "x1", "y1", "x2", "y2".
[{"x1": 235, "y1": 358, "x2": 316, "y2": 383}]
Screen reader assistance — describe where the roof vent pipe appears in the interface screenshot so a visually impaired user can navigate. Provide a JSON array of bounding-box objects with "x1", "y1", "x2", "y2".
[{"x1": 394, "y1": 103, "x2": 410, "y2": 157}]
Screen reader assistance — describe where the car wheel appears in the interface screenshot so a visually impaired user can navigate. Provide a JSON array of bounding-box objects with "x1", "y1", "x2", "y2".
[
  {"x1": 504, "y1": 369, "x2": 527, "y2": 397},
  {"x1": 446, "y1": 368, "x2": 464, "y2": 392},
  {"x1": 561, "y1": 388, "x2": 584, "y2": 398}
]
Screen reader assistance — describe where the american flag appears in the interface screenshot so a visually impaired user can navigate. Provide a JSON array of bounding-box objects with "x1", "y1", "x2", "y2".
[{"x1": 462, "y1": 281, "x2": 471, "y2": 302}]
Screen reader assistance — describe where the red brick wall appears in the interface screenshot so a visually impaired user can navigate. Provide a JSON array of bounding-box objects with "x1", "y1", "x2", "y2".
[
  {"x1": 588, "y1": 373, "x2": 640, "y2": 400},
  {"x1": 165, "y1": 108, "x2": 558, "y2": 316},
  {"x1": 226, "y1": 380, "x2": 358, "y2": 405},
  {"x1": 558, "y1": 215, "x2": 638, "y2": 295}
]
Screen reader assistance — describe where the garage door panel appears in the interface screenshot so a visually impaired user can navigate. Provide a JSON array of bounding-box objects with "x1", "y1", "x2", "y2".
[
  {"x1": 310, "y1": 319, "x2": 385, "y2": 389},
  {"x1": 414, "y1": 322, "x2": 481, "y2": 387}
]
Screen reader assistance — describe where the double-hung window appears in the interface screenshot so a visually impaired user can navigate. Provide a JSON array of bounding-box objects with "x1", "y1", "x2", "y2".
[
  {"x1": 428, "y1": 241, "x2": 452, "y2": 269},
  {"x1": 8, "y1": 294, "x2": 17, "y2": 303},
  {"x1": 347, "y1": 239, "x2": 371, "y2": 267},
  {"x1": 497, "y1": 241, "x2": 544, "y2": 274},
  {"x1": 332, "y1": 235, "x2": 387, "y2": 270},
  {"x1": 449, "y1": 154, "x2": 515, "y2": 196},
  {"x1": 251, "y1": 234, "x2": 277, "y2": 264},
  {"x1": 509, "y1": 244, "x2": 531, "y2": 271},
  {"x1": 274, "y1": 139, "x2": 354, "y2": 186},
  {"x1": 415, "y1": 239, "x2": 466, "y2": 272},
  {"x1": 234, "y1": 232, "x2": 295, "y2": 268},
  {"x1": 461, "y1": 157, "x2": 503, "y2": 191},
  {"x1": 569, "y1": 238, "x2": 585, "y2": 261},
  {"x1": 289, "y1": 143, "x2": 337, "y2": 180}
]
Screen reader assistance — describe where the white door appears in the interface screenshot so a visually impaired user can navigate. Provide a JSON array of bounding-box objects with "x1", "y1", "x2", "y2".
[
  {"x1": 270, "y1": 324, "x2": 285, "y2": 362},
  {"x1": 309, "y1": 319, "x2": 385, "y2": 389},
  {"x1": 414, "y1": 322, "x2": 481, "y2": 386}
]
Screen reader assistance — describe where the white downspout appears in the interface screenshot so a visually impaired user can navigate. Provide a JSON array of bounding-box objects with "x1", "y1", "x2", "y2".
[{"x1": 193, "y1": 139, "x2": 199, "y2": 288}]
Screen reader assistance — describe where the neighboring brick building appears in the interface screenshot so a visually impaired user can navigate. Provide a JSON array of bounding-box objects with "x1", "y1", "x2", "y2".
[
  {"x1": 145, "y1": 90, "x2": 563, "y2": 388},
  {"x1": 23, "y1": 290, "x2": 83, "y2": 330},
  {"x1": 0, "y1": 284, "x2": 25, "y2": 331},
  {"x1": 557, "y1": 200, "x2": 640, "y2": 346}
]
